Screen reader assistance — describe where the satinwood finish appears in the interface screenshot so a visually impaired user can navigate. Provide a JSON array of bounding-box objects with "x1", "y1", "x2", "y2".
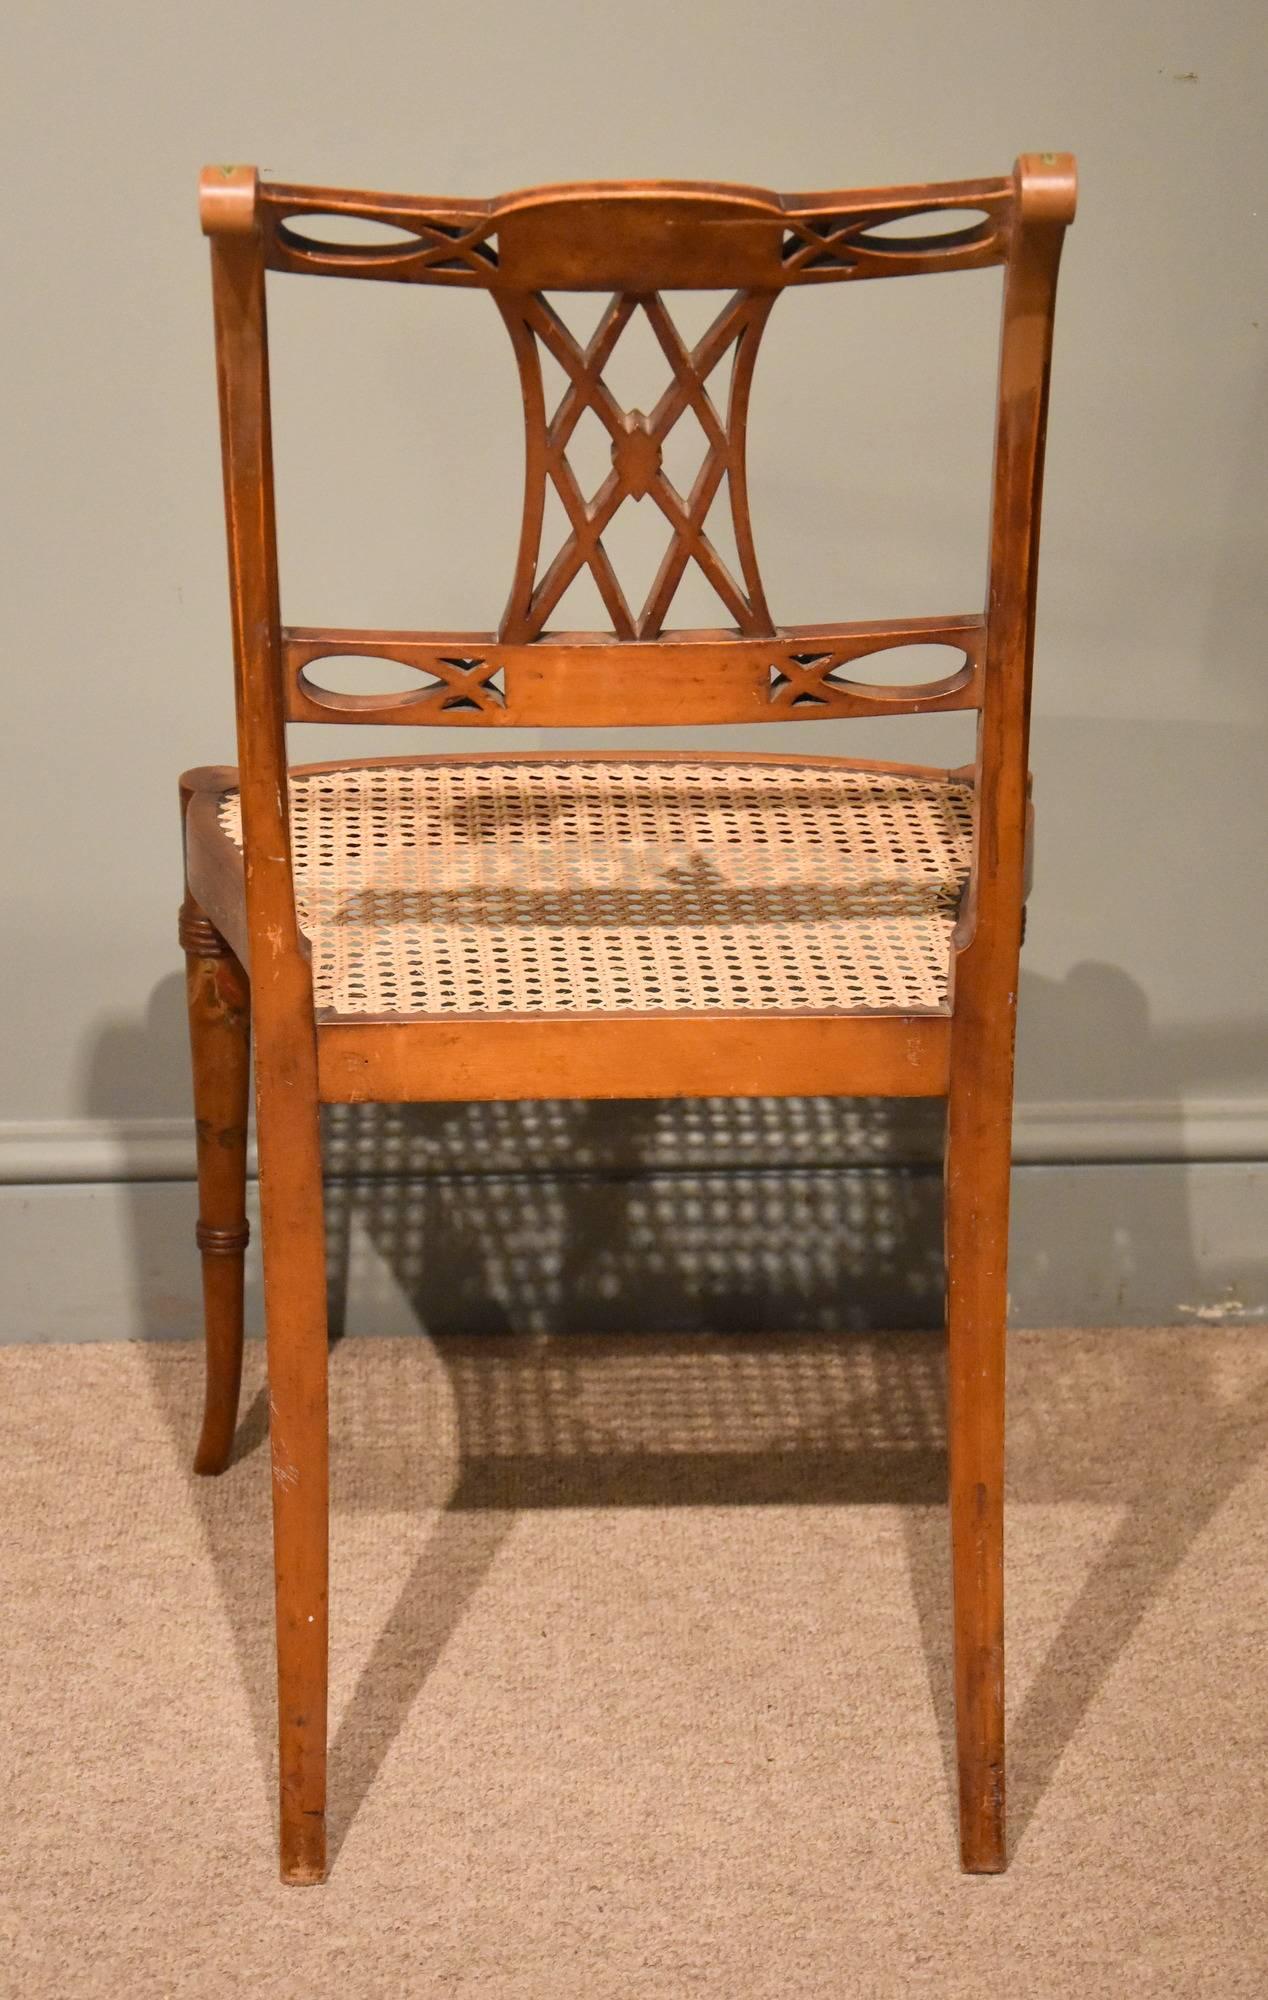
[{"x1": 184, "y1": 154, "x2": 1076, "y2": 1881}]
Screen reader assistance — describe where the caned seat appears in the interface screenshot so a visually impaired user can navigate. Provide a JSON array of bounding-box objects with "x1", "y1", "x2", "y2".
[
  {"x1": 205, "y1": 756, "x2": 974, "y2": 1018},
  {"x1": 183, "y1": 156, "x2": 1076, "y2": 1884}
]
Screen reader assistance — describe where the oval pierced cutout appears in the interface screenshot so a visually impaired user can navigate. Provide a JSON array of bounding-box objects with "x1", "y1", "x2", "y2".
[
  {"x1": 297, "y1": 656, "x2": 442, "y2": 713},
  {"x1": 279, "y1": 211, "x2": 424, "y2": 252},
  {"x1": 815, "y1": 642, "x2": 973, "y2": 702},
  {"x1": 856, "y1": 207, "x2": 992, "y2": 251},
  {"x1": 300, "y1": 655, "x2": 431, "y2": 696}
]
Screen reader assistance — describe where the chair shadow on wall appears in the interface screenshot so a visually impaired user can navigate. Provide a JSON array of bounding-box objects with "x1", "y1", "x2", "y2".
[{"x1": 92, "y1": 957, "x2": 1267, "y2": 1868}]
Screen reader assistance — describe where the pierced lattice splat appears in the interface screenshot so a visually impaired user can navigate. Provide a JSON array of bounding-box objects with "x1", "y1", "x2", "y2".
[{"x1": 497, "y1": 288, "x2": 776, "y2": 644}]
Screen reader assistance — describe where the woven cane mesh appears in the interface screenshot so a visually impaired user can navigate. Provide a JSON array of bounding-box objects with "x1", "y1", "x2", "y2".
[{"x1": 218, "y1": 760, "x2": 973, "y2": 1017}]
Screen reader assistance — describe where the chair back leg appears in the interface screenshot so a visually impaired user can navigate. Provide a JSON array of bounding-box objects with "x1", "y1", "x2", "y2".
[
  {"x1": 255, "y1": 1063, "x2": 330, "y2": 1883},
  {"x1": 944, "y1": 973, "x2": 1015, "y2": 1873}
]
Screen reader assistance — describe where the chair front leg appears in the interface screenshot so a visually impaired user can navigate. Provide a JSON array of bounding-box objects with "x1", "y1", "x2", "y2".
[{"x1": 179, "y1": 897, "x2": 250, "y2": 1476}]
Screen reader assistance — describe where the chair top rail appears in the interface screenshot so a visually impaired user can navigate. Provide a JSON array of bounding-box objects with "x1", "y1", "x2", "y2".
[{"x1": 202, "y1": 164, "x2": 1020, "y2": 291}]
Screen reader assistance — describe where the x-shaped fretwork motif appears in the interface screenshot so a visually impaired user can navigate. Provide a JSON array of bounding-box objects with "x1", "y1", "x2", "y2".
[
  {"x1": 780, "y1": 216, "x2": 869, "y2": 277},
  {"x1": 501, "y1": 289, "x2": 774, "y2": 642},
  {"x1": 768, "y1": 652, "x2": 850, "y2": 709},
  {"x1": 400, "y1": 217, "x2": 499, "y2": 278},
  {"x1": 420, "y1": 655, "x2": 505, "y2": 712}
]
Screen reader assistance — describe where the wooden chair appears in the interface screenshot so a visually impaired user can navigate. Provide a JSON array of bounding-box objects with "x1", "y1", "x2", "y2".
[{"x1": 182, "y1": 154, "x2": 1076, "y2": 1882}]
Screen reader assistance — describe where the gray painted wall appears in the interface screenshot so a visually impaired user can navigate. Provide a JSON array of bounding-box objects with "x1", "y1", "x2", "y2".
[{"x1": 3, "y1": 2, "x2": 1265, "y2": 1336}]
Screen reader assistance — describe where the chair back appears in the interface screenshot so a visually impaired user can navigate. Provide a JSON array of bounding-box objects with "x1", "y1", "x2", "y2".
[{"x1": 200, "y1": 155, "x2": 1075, "y2": 978}]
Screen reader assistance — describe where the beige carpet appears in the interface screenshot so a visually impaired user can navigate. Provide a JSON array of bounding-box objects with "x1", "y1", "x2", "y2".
[{"x1": 3, "y1": 1326, "x2": 1266, "y2": 1997}]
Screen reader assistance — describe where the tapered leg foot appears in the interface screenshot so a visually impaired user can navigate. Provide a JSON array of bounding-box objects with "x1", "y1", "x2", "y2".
[
  {"x1": 280, "y1": 1809, "x2": 327, "y2": 1885},
  {"x1": 192, "y1": 1222, "x2": 249, "y2": 1474},
  {"x1": 950, "y1": 1457, "x2": 1006, "y2": 1873},
  {"x1": 255, "y1": 1083, "x2": 330, "y2": 1884},
  {"x1": 946, "y1": 1247, "x2": 1008, "y2": 1868},
  {"x1": 180, "y1": 899, "x2": 251, "y2": 1477}
]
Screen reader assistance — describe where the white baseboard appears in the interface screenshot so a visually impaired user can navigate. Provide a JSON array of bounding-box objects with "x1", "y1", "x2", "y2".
[
  {"x1": 1, "y1": 1104, "x2": 1265, "y2": 1340},
  {"x1": 1010, "y1": 1097, "x2": 1268, "y2": 1163},
  {"x1": 0, "y1": 1118, "x2": 209, "y2": 1185},
  {"x1": 0, "y1": 1097, "x2": 1264, "y2": 1185},
  {"x1": 1, "y1": 1162, "x2": 1264, "y2": 1341}
]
